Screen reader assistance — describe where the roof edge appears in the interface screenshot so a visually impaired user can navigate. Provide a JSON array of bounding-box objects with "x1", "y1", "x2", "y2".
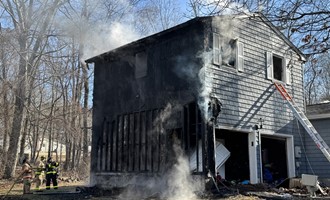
[
  {"x1": 255, "y1": 12, "x2": 306, "y2": 62},
  {"x1": 85, "y1": 17, "x2": 210, "y2": 63},
  {"x1": 85, "y1": 13, "x2": 307, "y2": 63}
]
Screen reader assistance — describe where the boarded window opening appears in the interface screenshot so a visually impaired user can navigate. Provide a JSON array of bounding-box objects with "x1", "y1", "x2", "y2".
[
  {"x1": 135, "y1": 51, "x2": 147, "y2": 78},
  {"x1": 98, "y1": 109, "x2": 164, "y2": 173}
]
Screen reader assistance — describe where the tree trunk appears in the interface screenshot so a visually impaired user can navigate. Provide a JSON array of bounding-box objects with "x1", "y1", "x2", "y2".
[
  {"x1": 19, "y1": 117, "x2": 29, "y2": 161},
  {"x1": 3, "y1": 49, "x2": 27, "y2": 178},
  {"x1": 71, "y1": 142, "x2": 76, "y2": 169},
  {"x1": 1, "y1": 40, "x2": 9, "y2": 153},
  {"x1": 64, "y1": 138, "x2": 71, "y2": 171},
  {"x1": 82, "y1": 62, "x2": 89, "y2": 165},
  {"x1": 48, "y1": 121, "x2": 53, "y2": 158}
]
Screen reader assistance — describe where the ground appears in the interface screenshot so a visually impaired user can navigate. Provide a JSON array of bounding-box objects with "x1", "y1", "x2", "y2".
[{"x1": 0, "y1": 178, "x2": 329, "y2": 200}]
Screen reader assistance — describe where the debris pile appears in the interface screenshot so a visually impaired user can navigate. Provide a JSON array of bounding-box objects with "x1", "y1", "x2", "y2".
[
  {"x1": 58, "y1": 176, "x2": 81, "y2": 183},
  {"x1": 210, "y1": 179, "x2": 330, "y2": 200},
  {"x1": 74, "y1": 180, "x2": 329, "y2": 199}
]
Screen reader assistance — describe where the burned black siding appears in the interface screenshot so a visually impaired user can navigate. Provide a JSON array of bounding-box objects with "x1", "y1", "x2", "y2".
[{"x1": 91, "y1": 19, "x2": 208, "y2": 184}]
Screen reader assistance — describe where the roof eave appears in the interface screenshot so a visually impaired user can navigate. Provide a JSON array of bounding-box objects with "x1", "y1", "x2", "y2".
[{"x1": 255, "y1": 13, "x2": 307, "y2": 62}]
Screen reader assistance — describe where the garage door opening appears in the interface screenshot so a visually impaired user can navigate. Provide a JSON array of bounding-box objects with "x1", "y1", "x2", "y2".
[
  {"x1": 215, "y1": 129, "x2": 249, "y2": 182},
  {"x1": 261, "y1": 136, "x2": 288, "y2": 183}
]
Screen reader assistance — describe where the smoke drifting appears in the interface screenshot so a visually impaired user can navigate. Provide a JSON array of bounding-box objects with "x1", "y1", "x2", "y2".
[
  {"x1": 57, "y1": 18, "x2": 141, "y2": 61},
  {"x1": 162, "y1": 138, "x2": 202, "y2": 200},
  {"x1": 173, "y1": 50, "x2": 216, "y2": 122},
  {"x1": 55, "y1": 0, "x2": 143, "y2": 62},
  {"x1": 197, "y1": 52, "x2": 214, "y2": 122},
  {"x1": 115, "y1": 103, "x2": 202, "y2": 200},
  {"x1": 82, "y1": 21, "x2": 141, "y2": 61},
  {"x1": 117, "y1": 141, "x2": 202, "y2": 200}
]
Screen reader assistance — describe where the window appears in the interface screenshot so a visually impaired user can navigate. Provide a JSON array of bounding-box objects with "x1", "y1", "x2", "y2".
[
  {"x1": 135, "y1": 51, "x2": 147, "y2": 78},
  {"x1": 266, "y1": 52, "x2": 290, "y2": 84},
  {"x1": 273, "y1": 55, "x2": 283, "y2": 80},
  {"x1": 213, "y1": 33, "x2": 244, "y2": 72}
]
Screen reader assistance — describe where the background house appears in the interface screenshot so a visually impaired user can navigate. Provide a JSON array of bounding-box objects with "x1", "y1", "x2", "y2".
[
  {"x1": 304, "y1": 102, "x2": 330, "y2": 184},
  {"x1": 86, "y1": 13, "x2": 309, "y2": 189}
]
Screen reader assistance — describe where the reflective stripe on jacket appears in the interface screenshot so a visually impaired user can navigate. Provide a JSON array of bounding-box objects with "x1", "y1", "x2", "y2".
[{"x1": 46, "y1": 162, "x2": 59, "y2": 174}]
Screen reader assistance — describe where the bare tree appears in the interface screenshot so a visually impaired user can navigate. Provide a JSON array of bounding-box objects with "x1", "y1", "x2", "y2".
[
  {"x1": 1, "y1": 0, "x2": 64, "y2": 178},
  {"x1": 134, "y1": 0, "x2": 183, "y2": 34},
  {"x1": 0, "y1": 26, "x2": 16, "y2": 154},
  {"x1": 304, "y1": 57, "x2": 322, "y2": 104},
  {"x1": 57, "y1": 0, "x2": 142, "y2": 172},
  {"x1": 185, "y1": 0, "x2": 330, "y2": 56},
  {"x1": 185, "y1": 0, "x2": 330, "y2": 104}
]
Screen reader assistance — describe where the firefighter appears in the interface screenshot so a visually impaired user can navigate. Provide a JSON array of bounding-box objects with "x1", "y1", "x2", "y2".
[
  {"x1": 34, "y1": 156, "x2": 46, "y2": 191},
  {"x1": 21, "y1": 158, "x2": 33, "y2": 194},
  {"x1": 45, "y1": 157, "x2": 59, "y2": 190}
]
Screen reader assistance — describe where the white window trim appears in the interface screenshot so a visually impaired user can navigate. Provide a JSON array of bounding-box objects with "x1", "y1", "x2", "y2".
[
  {"x1": 213, "y1": 33, "x2": 244, "y2": 72},
  {"x1": 266, "y1": 52, "x2": 290, "y2": 84},
  {"x1": 213, "y1": 33, "x2": 221, "y2": 65},
  {"x1": 249, "y1": 131, "x2": 258, "y2": 184},
  {"x1": 258, "y1": 132, "x2": 296, "y2": 183},
  {"x1": 237, "y1": 41, "x2": 244, "y2": 72}
]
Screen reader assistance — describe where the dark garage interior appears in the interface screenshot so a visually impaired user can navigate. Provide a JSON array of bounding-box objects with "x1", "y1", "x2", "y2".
[
  {"x1": 261, "y1": 136, "x2": 288, "y2": 182},
  {"x1": 215, "y1": 129, "x2": 249, "y2": 182}
]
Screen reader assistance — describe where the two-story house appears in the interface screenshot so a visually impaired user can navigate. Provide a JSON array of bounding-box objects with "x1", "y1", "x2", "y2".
[{"x1": 86, "y1": 13, "x2": 309, "y2": 189}]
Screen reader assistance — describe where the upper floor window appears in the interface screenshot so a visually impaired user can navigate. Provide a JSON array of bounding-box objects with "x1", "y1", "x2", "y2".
[
  {"x1": 266, "y1": 52, "x2": 291, "y2": 84},
  {"x1": 213, "y1": 33, "x2": 244, "y2": 72},
  {"x1": 135, "y1": 51, "x2": 147, "y2": 78}
]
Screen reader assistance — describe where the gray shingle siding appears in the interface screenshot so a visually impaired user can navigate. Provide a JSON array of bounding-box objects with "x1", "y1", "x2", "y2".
[
  {"x1": 208, "y1": 16, "x2": 307, "y2": 178},
  {"x1": 209, "y1": 17, "x2": 304, "y2": 134},
  {"x1": 302, "y1": 118, "x2": 330, "y2": 178}
]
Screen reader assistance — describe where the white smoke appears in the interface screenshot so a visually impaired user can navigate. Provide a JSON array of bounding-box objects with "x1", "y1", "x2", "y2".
[
  {"x1": 81, "y1": 21, "x2": 140, "y2": 61},
  {"x1": 116, "y1": 103, "x2": 203, "y2": 200},
  {"x1": 57, "y1": 18, "x2": 141, "y2": 61},
  {"x1": 157, "y1": 104, "x2": 202, "y2": 200},
  {"x1": 162, "y1": 137, "x2": 202, "y2": 200},
  {"x1": 197, "y1": 51, "x2": 214, "y2": 122},
  {"x1": 198, "y1": 0, "x2": 251, "y2": 15},
  {"x1": 54, "y1": 0, "x2": 143, "y2": 62}
]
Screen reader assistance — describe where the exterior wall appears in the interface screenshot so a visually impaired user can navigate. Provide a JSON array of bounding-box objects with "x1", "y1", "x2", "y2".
[
  {"x1": 304, "y1": 103, "x2": 330, "y2": 181},
  {"x1": 207, "y1": 16, "x2": 305, "y2": 177},
  {"x1": 209, "y1": 16, "x2": 304, "y2": 132},
  {"x1": 90, "y1": 15, "x2": 307, "y2": 187},
  {"x1": 302, "y1": 118, "x2": 330, "y2": 180},
  {"x1": 91, "y1": 20, "x2": 207, "y2": 187}
]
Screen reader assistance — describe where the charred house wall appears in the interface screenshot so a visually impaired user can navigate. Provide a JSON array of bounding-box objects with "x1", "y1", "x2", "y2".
[
  {"x1": 91, "y1": 19, "x2": 211, "y2": 187},
  {"x1": 89, "y1": 15, "x2": 308, "y2": 188}
]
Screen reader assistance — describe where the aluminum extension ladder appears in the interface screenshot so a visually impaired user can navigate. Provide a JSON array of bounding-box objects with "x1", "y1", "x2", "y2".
[{"x1": 274, "y1": 82, "x2": 330, "y2": 162}]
